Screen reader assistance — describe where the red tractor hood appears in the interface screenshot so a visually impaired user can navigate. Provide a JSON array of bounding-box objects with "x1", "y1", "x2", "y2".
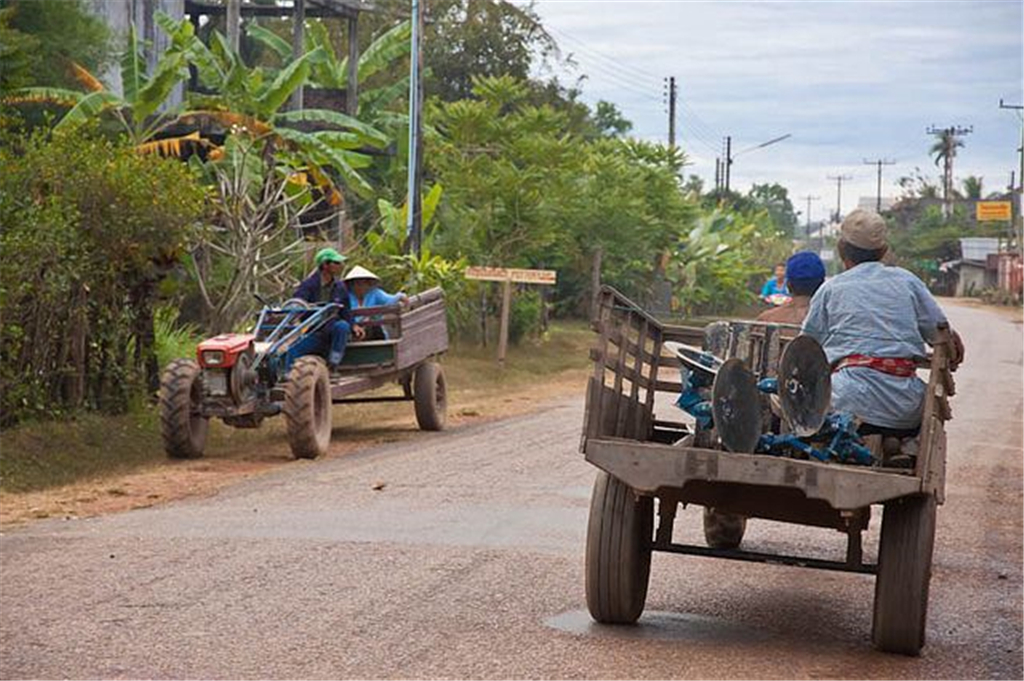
[{"x1": 196, "y1": 334, "x2": 256, "y2": 368}]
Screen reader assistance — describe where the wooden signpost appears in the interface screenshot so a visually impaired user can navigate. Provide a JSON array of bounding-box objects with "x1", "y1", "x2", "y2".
[{"x1": 465, "y1": 266, "x2": 558, "y2": 365}]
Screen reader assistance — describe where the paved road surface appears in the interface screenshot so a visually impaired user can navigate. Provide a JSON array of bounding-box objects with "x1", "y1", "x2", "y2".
[{"x1": 1, "y1": 301, "x2": 1021, "y2": 679}]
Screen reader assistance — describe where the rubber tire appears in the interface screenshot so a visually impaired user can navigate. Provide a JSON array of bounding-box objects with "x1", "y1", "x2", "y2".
[
  {"x1": 159, "y1": 358, "x2": 208, "y2": 459},
  {"x1": 413, "y1": 361, "x2": 447, "y2": 431},
  {"x1": 872, "y1": 494, "x2": 937, "y2": 656},
  {"x1": 703, "y1": 507, "x2": 747, "y2": 549},
  {"x1": 283, "y1": 356, "x2": 333, "y2": 459},
  {"x1": 585, "y1": 470, "x2": 654, "y2": 624}
]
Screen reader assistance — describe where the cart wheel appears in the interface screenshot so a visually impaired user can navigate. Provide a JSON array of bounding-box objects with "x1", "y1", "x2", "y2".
[
  {"x1": 872, "y1": 494, "x2": 937, "y2": 656},
  {"x1": 159, "y1": 359, "x2": 208, "y2": 459},
  {"x1": 703, "y1": 507, "x2": 747, "y2": 549},
  {"x1": 585, "y1": 470, "x2": 653, "y2": 624},
  {"x1": 413, "y1": 361, "x2": 446, "y2": 431},
  {"x1": 283, "y1": 356, "x2": 332, "y2": 459}
]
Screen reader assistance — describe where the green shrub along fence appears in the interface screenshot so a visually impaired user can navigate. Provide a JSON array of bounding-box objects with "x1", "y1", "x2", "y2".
[{"x1": 0, "y1": 128, "x2": 206, "y2": 426}]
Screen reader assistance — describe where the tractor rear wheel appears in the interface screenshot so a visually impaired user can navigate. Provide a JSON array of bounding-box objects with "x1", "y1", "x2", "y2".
[
  {"x1": 414, "y1": 361, "x2": 447, "y2": 431},
  {"x1": 284, "y1": 356, "x2": 333, "y2": 459},
  {"x1": 159, "y1": 359, "x2": 208, "y2": 459}
]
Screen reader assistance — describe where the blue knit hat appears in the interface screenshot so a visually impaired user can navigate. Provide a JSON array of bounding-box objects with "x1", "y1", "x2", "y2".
[{"x1": 786, "y1": 251, "x2": 826, "y2": 284}]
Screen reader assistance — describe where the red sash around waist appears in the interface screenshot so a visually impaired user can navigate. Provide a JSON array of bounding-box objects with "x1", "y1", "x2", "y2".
[{"x1": 833, "y1": 354, "x2": 917, "y2": 378}]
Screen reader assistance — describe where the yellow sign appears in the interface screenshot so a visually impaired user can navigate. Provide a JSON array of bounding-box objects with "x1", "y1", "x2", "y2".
[
  {"x1": 465, "y1": 266, "x2": 557, "y2": 285},
  {"x1": 976, "y1": 201, "x2": 1012, "y2": 221}
]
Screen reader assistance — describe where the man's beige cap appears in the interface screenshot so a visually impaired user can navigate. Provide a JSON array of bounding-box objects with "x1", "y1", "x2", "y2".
[
  {"x1": 840, "y1": 209, "x2": 888, "y2": 250},
  {"x1": 344, "y1": 265, "x2": 381, "y2": 282}
]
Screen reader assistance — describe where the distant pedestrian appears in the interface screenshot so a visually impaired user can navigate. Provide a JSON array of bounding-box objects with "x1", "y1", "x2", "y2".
[
  {"x1": 758, "y1": 252, "x2": 826, "y2": 325},
  {"x1": 760, "y1": 263, "x2": 790, "y2": 304}
]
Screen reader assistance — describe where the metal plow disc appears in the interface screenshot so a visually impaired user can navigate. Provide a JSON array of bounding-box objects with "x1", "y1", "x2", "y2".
[
  {"x1": 664, "y1": 341, "x2": 723, "y2": 379},
  {"x1": 712, "y1": 358, "x2": 762, "y2": 453},
  {"x1": 779, "y1": 335, "x2": 831, "y2": 436}
]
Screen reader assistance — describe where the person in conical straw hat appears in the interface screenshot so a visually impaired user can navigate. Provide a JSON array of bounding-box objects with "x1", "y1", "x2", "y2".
[{"x1": 344, "y1": 266, "x2": 409, "y2": 340}]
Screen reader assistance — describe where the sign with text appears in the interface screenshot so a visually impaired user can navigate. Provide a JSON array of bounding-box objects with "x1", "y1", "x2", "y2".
[
  {"x1": 976, "y1": 201, "x2": 1012, "y2": 222},
  {"x1": 465, "y1": 266, "x2": 557, "y2": 285}
]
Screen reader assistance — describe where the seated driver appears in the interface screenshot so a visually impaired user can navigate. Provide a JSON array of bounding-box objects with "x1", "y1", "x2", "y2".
[{"x1": 287, "y1": 248, "x2": 365, "y2": 371}]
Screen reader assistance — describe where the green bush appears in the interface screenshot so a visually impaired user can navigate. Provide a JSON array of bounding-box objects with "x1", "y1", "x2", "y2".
[
  {"x1": 0, "y1": 127, "x2": 206, "y2": 426},
  {"x1": 508, "y1": 288, "x2": 542, "y2": 344}
]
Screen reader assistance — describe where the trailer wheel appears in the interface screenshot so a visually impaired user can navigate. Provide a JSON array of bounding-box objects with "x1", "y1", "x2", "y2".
[
  {"x1": 585, "y1": 471, "x2": 653, "y2": 624},
  {"x1": 159, "y1": 358, "x2": 208, "y2": 459},
  {"x1": 872, "y1": 494, "x2": 937, "y2": 656},
  {"x1": 703, "y1": 507, "x2": 747, "y2": 549},
  {"x1": 283, "y1": 356, "x2": 332, "y2": 459},
  {"x1": 413, "y1": 361, "x2": 447, "y2": 431}
]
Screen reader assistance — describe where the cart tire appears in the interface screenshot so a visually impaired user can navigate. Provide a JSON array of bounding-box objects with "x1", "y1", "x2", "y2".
[
  {"x1": 585, "y1": 470, "x2": 653, "y2": 624},
  {"x1": 414, "y1": 361, "x2": 447, "y2": 431},
  {"x1": 159, "y1": 358, "x2": 208, "y2": 459},
  {"x1": 872, "y1": 494, "x2": 937, "y2": 656},
  {"x1": 283, "y1": 356, "x2": 332, "y2": 459},
  {"x1": 703, "y1": 507, "x2": 747, "y2": 549}
]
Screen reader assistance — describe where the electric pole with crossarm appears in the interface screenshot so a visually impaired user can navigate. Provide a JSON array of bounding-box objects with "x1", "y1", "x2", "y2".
[{"x1": 863, "y1": 158, "x2": 896, "y2": 212}]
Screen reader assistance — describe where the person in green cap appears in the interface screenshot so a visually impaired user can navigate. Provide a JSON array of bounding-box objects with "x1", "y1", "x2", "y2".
[{"x1": 287, "y1": 248, "x2": 365, "y2": 370}]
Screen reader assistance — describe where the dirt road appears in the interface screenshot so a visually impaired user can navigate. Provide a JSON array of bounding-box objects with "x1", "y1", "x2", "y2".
[{"x1": 1, "y1": 300, "x2": 1020, "y2": 679}]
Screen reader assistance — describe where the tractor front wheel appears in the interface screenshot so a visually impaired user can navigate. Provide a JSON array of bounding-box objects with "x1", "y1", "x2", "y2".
[
  {"x1": 284, "y1": 356, "x2": 333, "y2": 459},
  {"x1": 159, "y1": 359, "x2": 208, "y2": 459}
]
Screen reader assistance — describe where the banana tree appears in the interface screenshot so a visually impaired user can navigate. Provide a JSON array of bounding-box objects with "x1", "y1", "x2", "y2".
[
  {"x1": 5, "y1": 17, "x2": 194, "y2": 146},
  {"x1": 179, "y1": 17, "x2": 389, "y2": 200}
]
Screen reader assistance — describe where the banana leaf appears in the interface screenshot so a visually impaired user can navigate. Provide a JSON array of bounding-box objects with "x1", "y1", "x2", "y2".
[
  {"x1": 275, "y1": 108, "x2": 388, "y2": 148},
  {"x1": 255, "y1": 47, "x2": 324, "y2": 117},
  {"x1": 246, "y1": 24, "x2": 292, "y2": 62}
]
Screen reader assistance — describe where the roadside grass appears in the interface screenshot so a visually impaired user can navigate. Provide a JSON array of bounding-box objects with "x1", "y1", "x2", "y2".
[{"x1": 0, "y1": 320, "x2": 595, "y2": 495}]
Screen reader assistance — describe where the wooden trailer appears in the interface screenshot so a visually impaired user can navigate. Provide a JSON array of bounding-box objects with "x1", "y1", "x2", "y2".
[{"x1": 581, "y1": 286, "x2": 955, "y2": 656}]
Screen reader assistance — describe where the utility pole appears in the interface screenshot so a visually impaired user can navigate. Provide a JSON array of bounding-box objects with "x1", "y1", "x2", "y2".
[
  {"x1": 289, "y1": 0, "x2": 306, "y2": 110},
  {"x1": 926, "y1": 124, "x2": 973, "y2": 217},
  {"x1": 665, "y1": 77, "x2": 677, "y2": 150},
  {"x1": 405, "y1": 0, "x2": 425, "y2": 257},
  {"x1": 714, "y1": 158, "x2": 721, "y2": 193},
  {"x1": 863, "y1": 158, "x2": 895, "y2": 212},
  {"x1": 800, "y1": 194, "x2": 820, "y2": 247},
  {"x1": 999, "y1": 100, "x2": 1023, "y2": 253},
  {"x1": 226, "y1": 0, "x2": 240, "y2": 53},
  {"x1": 724, "y1": 136, "x2": 732, "y2": 192},
  {"x1": 826, "y1": 174, "x2": 852, "y2": 226}
]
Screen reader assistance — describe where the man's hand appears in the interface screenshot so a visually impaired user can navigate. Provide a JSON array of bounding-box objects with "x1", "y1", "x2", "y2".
[
  {"x1": 353, "y1": 324, "x2": 366, "y2": 340},
  {"x1": 398, "y1": 293, "x2": 410, "y2": 307},
  {"x1": 949, "y1": 329, "x2": 965, "y2": 371}
]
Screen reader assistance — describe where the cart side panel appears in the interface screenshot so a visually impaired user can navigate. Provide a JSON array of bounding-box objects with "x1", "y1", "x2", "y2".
[
  {"x1": 917, "y1": 325, "x2": 954, "y2": 504},
  {"x1": 394, "y1": 296, "x2": 448, "y2": 372}
]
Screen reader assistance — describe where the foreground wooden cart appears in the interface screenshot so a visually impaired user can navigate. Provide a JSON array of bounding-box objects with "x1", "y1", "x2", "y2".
[{"x1": 582, "y1": 286, "x2": 954, "y2": 656}]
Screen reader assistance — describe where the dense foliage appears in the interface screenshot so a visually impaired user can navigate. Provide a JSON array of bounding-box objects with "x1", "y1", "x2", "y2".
[{"x1": 0, "y1": 129, "x2": 206, "y2": 425}]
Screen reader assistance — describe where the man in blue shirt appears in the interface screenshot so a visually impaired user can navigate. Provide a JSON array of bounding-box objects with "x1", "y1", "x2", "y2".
[
  {"x1": 760, "y1": 263, "x2": 790, "y2": 303},
  {"x1": 288, "y1": 248, "x2": 365, "y2": 371},
  {"x1": 801, "y1": 210, "x2": 963, "y2": 435}
]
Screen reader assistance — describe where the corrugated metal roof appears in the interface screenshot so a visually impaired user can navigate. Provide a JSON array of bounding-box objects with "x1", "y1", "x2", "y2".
[{"x1": 959, "y1": 238, "x2": 1000, "y2": 262}]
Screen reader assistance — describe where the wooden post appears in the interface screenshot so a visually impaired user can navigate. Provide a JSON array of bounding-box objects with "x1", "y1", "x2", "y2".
[
  {"x1": 290, "y1": 0, "x2": 306, "y2": 111},
  {"x1": 497, "y1": 278, "x2": 513, "y2": 367},
  {"x1": 346, "y1": 15, "x2": 359, "y2": 115},
  {"x1": 590, "y1": 246, "x2": 603, "y2": 320}
]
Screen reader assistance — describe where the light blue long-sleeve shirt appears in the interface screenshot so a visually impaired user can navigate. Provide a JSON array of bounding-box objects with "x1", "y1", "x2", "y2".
[{"x1": 801, "y1": 261, "x2": 947, "y2": 430}]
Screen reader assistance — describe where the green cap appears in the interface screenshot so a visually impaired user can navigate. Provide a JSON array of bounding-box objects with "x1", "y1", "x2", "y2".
[{"x1": 314, "y1": 247, "x2": 346, "y2": 267}]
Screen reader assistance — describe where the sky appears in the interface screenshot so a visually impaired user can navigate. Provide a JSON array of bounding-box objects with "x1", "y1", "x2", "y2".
[{"x1": 516, "y1": 0, "x2": 1024, "y2": 221}]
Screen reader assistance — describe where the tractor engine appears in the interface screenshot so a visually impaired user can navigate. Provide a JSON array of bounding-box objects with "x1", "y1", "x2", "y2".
[{"x1": 196, "y1": 333, "x2": 259, "y2": 407}]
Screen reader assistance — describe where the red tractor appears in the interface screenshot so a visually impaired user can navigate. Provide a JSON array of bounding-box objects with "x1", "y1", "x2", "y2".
[{"x1": 159, "y1": 288, "x2": 448, "y2": 460}]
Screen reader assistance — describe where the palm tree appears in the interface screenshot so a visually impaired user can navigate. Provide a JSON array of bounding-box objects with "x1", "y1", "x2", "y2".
[
  {"x1": 930, "y1": 129, "x2": 965, "y2": 211},
  {"x1": 960, "y1": 175, "x2": 983, "y2": 200}
]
